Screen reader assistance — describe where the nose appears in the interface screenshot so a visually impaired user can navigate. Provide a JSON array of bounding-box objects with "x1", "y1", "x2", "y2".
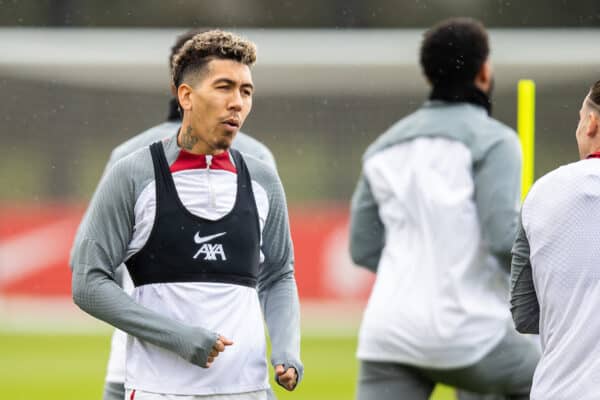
[{"x1": 228, "y1": 90, "x2": 243, "y2": 112}]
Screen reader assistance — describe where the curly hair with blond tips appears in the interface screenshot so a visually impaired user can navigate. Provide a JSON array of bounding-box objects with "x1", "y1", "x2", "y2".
[
  {"x1": 169, "y1": 28, "x2": 209, "y2": 69},
  {"x1": 171, "y1": 29, "x2": 257, "y2": 88}
]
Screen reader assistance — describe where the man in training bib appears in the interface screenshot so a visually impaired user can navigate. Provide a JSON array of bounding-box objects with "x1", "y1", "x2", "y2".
[
  {"x1": 70, "y1": 28, "x2": 279, "y2": 400},
  {"x1": 71, "y1": 30, "x2": 302, "y2": 399}
]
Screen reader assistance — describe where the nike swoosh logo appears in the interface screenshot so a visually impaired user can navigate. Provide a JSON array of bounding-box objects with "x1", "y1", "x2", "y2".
[{"x1": 194, "y1": 232, "x2": 227, "y2": 244}]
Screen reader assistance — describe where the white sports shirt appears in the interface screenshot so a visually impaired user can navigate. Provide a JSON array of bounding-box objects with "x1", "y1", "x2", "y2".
[{"x1": 520, "y1": 157, "x2": 600, "y2": 400}]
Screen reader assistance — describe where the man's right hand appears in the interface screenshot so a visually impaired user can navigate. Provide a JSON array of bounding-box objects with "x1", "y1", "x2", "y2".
[
  {"x1": 183, "y1": 327, "x2": 232, "y2": 368},
  {"x1": 206, "y1": 335, "x2": 234, "y2": 367}
]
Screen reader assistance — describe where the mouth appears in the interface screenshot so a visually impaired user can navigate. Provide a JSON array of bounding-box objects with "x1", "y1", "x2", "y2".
[{"x1": 222, "y1": 118, "x2": 240, "y2": 130}]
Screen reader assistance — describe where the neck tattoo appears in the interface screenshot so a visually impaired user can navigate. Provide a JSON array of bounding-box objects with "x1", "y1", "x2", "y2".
[{"x1": 180, "y1": 126, "x2": 199, "y2": 151}]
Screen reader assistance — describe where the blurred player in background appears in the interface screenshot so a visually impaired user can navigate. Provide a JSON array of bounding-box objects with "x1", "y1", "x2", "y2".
[
  {"x1": 511, "y1": 80, "x2": 600, "y2": 399},
  {"x1": 70, "y1": 30, "x2": 299, "y2": 400},
  {"x1": 349, "y1": 18, "x2": 539, "y2": 399}
]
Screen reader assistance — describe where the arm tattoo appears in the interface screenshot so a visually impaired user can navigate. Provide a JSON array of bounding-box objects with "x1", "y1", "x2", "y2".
[{"x1": 180, "y1": 126, "x2": 199, "y2": 151}]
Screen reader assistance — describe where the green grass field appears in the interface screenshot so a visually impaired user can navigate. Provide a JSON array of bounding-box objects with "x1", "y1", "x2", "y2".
[{"x1": 0, "y1": 333, "x2": 455, "y2": 400}]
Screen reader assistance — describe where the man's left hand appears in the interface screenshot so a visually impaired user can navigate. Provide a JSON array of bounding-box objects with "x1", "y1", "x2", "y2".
[{"x1": 275, "y1": 365, "x2": 297, "y2": 391}]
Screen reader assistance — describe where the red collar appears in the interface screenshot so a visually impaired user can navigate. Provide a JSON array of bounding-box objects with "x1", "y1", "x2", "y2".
[
  {"x1": 587, "y1": 151, "x2": 600, "y2": 159},
  {"x1": 170, "y1": 150, "x2": 237, "y2": 173}
]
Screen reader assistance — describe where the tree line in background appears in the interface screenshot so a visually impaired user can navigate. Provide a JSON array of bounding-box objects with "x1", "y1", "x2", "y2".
[{"x1": 1, "y1": 0, "x2": 599, "y2": 28}]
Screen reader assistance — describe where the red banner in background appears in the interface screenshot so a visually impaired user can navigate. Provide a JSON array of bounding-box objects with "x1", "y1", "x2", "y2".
[{"x1": 0, "y1": 204, "x2": 374, "y2": 301}]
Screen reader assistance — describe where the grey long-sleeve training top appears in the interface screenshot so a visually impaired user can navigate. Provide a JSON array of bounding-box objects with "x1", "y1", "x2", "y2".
[
  {"x1": 70, "y1": 131, "x2": 303, "y2": 383},
  {"x1": 350, "y1": 101, "x2": 522, "y2": 274}
]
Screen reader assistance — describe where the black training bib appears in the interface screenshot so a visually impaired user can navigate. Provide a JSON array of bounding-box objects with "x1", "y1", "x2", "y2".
[{"x1": 125, "y1": 142, "x2": 261, "y2": 288}]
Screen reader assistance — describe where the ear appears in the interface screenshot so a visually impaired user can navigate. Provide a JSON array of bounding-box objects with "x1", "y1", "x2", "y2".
[
  {"x1": 587, "y1": 112, "x2": 598, "y2": 138},
  {"x1": 474, "y1": 60, "x2": 492, "y2": 92},
  {"x1": 177, "y1": 83, "x2": 193, "y2": 112}
]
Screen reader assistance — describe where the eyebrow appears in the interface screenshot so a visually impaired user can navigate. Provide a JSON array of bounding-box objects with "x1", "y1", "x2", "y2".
[{"x1": 213, "y1": 78, "x2": 254, "y2": 90}]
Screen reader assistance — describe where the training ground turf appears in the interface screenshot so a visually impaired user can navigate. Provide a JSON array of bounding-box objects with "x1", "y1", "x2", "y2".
[{"x1": 0, "y1": 333, "x2": 455, "y2": 400}]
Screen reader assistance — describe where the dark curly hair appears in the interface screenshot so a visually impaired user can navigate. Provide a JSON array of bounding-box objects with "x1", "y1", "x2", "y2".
[
  {"x1": 587, "y1": 80, "x2": 600, "y2": 110},
  {"x1": 420, "y1": 18, "x2": 489, "y2": 87},
  {"x1": 171, "y1": 29, "x2": 257, "y2": 88}
]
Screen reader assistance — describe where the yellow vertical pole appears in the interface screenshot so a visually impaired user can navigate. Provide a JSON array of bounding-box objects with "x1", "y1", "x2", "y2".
[{"x1": 518, "y1": 80, "x2": 536, "y2": 201}]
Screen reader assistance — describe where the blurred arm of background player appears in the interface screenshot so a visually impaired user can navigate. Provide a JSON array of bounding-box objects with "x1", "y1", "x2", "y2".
[
  {"x1": 349, "y1": 173, "x2": 385, "y2": 272},
  {"x1": 510, "y1": 213, "x2": 540, "y2": 334}
]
